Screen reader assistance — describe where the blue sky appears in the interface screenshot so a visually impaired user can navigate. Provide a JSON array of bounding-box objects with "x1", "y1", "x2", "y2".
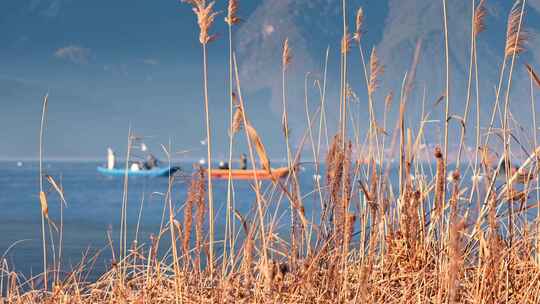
[{"x1": 1, "y1": 0, "x2": 539, "y2": 161}]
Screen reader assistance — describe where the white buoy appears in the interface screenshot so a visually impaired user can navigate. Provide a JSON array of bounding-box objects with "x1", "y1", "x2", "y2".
[
  {"x1": 16, "y1": 161, "x2": 23, "y2": 167},
  {"x1": 199, "y1": 158, "x2": 206, "y2": 165}
]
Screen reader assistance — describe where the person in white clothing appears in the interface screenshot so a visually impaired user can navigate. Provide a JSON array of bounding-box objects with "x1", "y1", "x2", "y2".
[
  {"x1": 107, "y1": 148, "x2": 116, "y2": 169},
  {"x1": 130, "y1": 162, "x2": 141, "y2": 171}
]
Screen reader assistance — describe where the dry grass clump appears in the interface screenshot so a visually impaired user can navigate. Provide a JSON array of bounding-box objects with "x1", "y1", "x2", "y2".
[{"x1": 4, "y1": 1, "x2": 540, "y2": 303}]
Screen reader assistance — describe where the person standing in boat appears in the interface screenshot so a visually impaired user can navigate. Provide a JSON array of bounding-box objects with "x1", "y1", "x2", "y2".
[
  {"x1": 144, "y1": 153, "x2": 159, "y2": 170},
  {"x1": 138, "y1": 142, "x2": 159, "y2": 170},
  {"x1": 107, "y1": 147, "x2": 116, "y2": 169},
  {"x1": 218, "y1": 160, "x2": 229, "y2": 169},
  {"x1": 240, "y1": 153, "x2": 247, "y2": 170}
]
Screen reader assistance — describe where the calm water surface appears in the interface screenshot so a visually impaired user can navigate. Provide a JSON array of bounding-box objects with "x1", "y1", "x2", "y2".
[{"x1": 0, "y1": 161, "x2": 324, "y2": 281}]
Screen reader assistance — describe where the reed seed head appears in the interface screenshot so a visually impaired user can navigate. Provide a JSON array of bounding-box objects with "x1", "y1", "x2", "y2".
[
  {"x1": 385, "y1": 91, "x2": 394, "y2": 109},
  {"x1": 39, "y1": 191, "x2": 49, "y2": 219},
  {"x1": 368, "y1": 47, "x2": 384, "y2": 95},
  {"x1": 230, "y1": 104, "x2": 244, "y2": 135},
  {"x1": 225, "y1": 0, "x2": 240, "y2": 26},
  {"x1": 245, "y1": 123, "x2": 271, "y2": 173},
  {"x1": 183, "y1": 0, "x2": 219, "y2": 45},
  {"x1": 505, "y1": 0, "x2": 527, "y2": 57},
  {"x1": 473, "y1": 0, "x2": 487, "y2": 37},
  {"x1": 434, "y1": 146, "x2": 443, "y2": 159},
  {"x1": 341, "y1": 32, "x2": 351, "y2": 54},
  {"x1": 451, "y1": 170, "x2": 461, "y2": 183},
  {"x1": 282, "y1": 38, "x2": 292, "y2": 70},
  {"x1": 353, "y1": 8, "x2": 364, "y2": 43}
]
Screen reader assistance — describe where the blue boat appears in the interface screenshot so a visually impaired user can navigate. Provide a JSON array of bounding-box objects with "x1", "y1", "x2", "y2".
[{"x1": 97, "y1": 166, "x2": 180, "y2": 177}]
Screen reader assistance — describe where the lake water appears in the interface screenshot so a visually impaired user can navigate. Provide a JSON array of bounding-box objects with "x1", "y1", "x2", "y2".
[{"x1": 0, "y1": 161, "x2": 325, "y2": 281}]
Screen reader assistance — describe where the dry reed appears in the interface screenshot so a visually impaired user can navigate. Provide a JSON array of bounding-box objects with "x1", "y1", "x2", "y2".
[
  {"x1": 224, "y1": 0, "x2": 240, "y2": 26},
  {"x1": 182, "y1": 0, "x2": 219, "y2": 273},
  {"x1": 368, "y1": 47, "x2": 384, "y2": 95},
  {"x1": 473, "y1": 0, "x2": 486, "y2": 37},
  {"x1": 526, "y1": 64, "x2": 540, "y2": 88},
  {"x1": 505, "y1": 1, "x2": 527, "y2": 57},
  {"x1": 353, "y1": 8, "x2": 364, "y2": 43},
  {"x1": 8, "y1": 2, "x2": 540, "y2": 303}
]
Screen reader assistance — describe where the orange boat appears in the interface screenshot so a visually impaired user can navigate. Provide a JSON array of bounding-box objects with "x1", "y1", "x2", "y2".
[{"x1": 206, "y1": 167, "x2": 290, "y2": 180}]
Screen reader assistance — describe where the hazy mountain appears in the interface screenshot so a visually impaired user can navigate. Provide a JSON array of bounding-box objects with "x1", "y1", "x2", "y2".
[
  {"x1": 0, "y1": 0, "x2": 539, "y2": 159},
  {"x1": 235, "y1": 0, "x2": 540, "y2": 155}
]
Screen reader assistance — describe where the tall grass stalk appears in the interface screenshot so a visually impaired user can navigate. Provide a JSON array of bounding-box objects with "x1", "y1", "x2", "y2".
[
  {"x1": 501, "y1": 0, "x2": 527, "y2": 246},
  {"x1": 182, "y1": 0, "x2": 219, "y2": 273},
  {"x1": 441, "y1": 0, "x2": 451, "y2": 216},
  {"x1": 224, "y1": 0, "x2": 240, "y2": 276},
  {"x1": 201, "y1": 43, "x2": 215, "y2": 273},
  {"x1": 119, "y1": 126, "x2": 133, "y2": 282},
  {"x1": 232, "y1": 53, "x2": 269, "y2": 283},
  {"x1": 530, "y1": 66, "x2": 540, "y2": 265},
  {"x1": 282, "y1": 38, "x2": 293, "y2": 169},
  {"x1": 455, "y1": 0, "x2": 478, "y2": 170},
  {"x1": 38, "y1": 93, "x2": 49, "y2": 290}
]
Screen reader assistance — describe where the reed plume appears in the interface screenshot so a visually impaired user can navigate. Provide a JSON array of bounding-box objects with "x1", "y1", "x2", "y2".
[
  {"x1": 182, "y1": 170, "x2": 196, "y2": 259},
  {"x1": 448, "y1": 170, "x2": 463, "y2": 304},
  {"x1": 368, "y1": 47, "x2": 384, "y2": 95},
  {"x1": 281, "y1": 38, "x2": 293, "y2": 168},
  {"x1": 183, "y1": 0, "x2": 218, "y2": 45},
  {"x1": 434, "y1": 146, "x2": 445, "y2": 215},
  {"x1": 39, "y1": 191, "x2": 49, "y2": 220},
  {"x1": 353, "y1": 8, "x2": 364, "y2": 43},
  {"x1": 245, "y1": 123, "x2": 270, "y2": 173},
  {"x1": 505, "y1": 0, "x2": 527, "y2": 57},
  {"x1": 224, "y1": 0, "x2": 240, "y2": 26},
  {"x1": 341, "y1": 33, "x2": 351, "y2": 54},
  {"x1": 448, "y1": 219, "x2": 465, "y2": 303},
  {"x1": 194, "y1": 167, "x2": 207, "y2": 271},
  {"x1": 230, "y1": 102, "x2": 244, "y2": 135},
  {"x1": 473, "y1": 0, "x2": 487, "y2": 37},
  {"x1": 384, "y1": 91, "x2": 394, "y2": 109},
  {"x1": 282, "y1": 38, "x2": 292, "y2": 71},
  {"x1": 326, "y1": 134, "x2": 344, "y2": 205},
  {"x1": 342, "y1": 212, "x2": 356, "y2": 263},
  {"x1": 342, "y1": 141, "x2": 352, "y2": 210},
  {"x1": 325, "y1": 134, "x2": 347, "y2": 239}
]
